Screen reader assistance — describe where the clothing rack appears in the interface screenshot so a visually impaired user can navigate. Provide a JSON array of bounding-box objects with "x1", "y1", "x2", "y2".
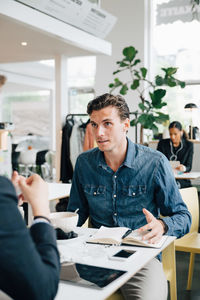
[
  {"x1": 66, "y1": 112, "x2": 139, "y2": 143},
  {"x1": 66, "y1": 113, "x2": 88, "y2": 121}
]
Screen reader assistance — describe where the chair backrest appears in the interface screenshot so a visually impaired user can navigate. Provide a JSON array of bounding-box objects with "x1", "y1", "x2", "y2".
[{"x1": 179, "y1": 187, "x2": 199, "y2": 233}]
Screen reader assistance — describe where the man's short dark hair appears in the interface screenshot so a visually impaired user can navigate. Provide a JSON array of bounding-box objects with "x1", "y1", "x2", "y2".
[{"x1": 87, "y1": 93, "x2": 130, "y2": 120}]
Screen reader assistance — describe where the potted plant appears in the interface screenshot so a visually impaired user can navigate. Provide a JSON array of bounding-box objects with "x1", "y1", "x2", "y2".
[{"x1": 109, "y1": 46, "x2": 185, "y2": 144}]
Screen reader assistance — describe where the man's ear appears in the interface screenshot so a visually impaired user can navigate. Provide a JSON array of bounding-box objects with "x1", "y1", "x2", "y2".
[{"x1": 123, "y1": 118, "x2": 130, "y2": 133}]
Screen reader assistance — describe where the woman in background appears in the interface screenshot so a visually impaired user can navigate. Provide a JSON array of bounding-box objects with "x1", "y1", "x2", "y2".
[{"x1": 157, "y1": 121, "x2": 194, "y2": 188}]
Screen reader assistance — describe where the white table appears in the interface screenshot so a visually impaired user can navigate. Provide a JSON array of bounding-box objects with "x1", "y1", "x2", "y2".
[
  {"x1": 47, "y1": 183, "x2": 71, "y2": 201},
  {"x1": 28, "y1": 183, "x2": 71, "y2": 225},
  {"x1": 175, "y1": 172, "x2": 200, "y2": 180},
  {"x1": 55, "y1": 227, "x2": 176, "y2": 300}
]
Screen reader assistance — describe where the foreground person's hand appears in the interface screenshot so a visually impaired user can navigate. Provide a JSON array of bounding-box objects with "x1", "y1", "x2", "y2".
[
  {"x1": 19, "y1": 174, "x2": 50, "y2": 218},
  {"x1": 11, "y1": 171, "x2": 24, "y2": 205},
  {"x1": 175, "y1": 164, "x2": 186, "y2": 172}
]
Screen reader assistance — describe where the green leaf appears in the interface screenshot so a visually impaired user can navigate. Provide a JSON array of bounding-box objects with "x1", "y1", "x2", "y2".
[
  {"x1": 138, "y1": 113, "x2": 155, "y2": 128},
  {"x1": 120, "y1": 84, "x2": 128, "y2": 95},
  {"x1": 151, "y1": 124, "x2": 159, "y2": 134},
  {"x1": 155, "y1": 75, "x2": 164, "y2": 86},
  {"x1": 131, "y1": 79, "x2": 140, "y2": 90},
  {"x1": 140, "y1": 67, "x2": 147, "y2": 79},
  {"x1": 138, "y1": 103, "x2": 147, "y2": 111},
  {"x1": 160, "y1": 102, "x2": 167, "y2": 107},
  {"x1": 144, "y1": 100, "x2": 151, "y2": 108},
  {"x1": 114, "y1": 78, "x2": 123, "y2": 87},
  {"x1": 132, "y1": 59, "x2": 141, "y2": 66},
  {"x1": 108, "y1": 83, "x2": 114, "y2": 88},
  {"x1": 162, "y1": 67, "x2": 178, "y2": 77},
  {"x1": 130, "y1": 119, "x2": 138, "y2": 127},
  {"x1": 123, "y1": 46, "x2": 137, "y2": 62},
  {"x1": 149, "y1": 92, "x2": 154, "y2": 102},
  {"x1": 167, "y1": 78, "x2": 176, "y2": 87},
  {"x1": 113, "y1": 70, "x2": 121, "y2": 75},
  {"x1": 120, "y1": 62, "x2": 128, "y2": 68},
  {"x1": 155, "y1": 112, "x2": 169, "y2": 124},
  {"x1": 150, "y1": 89, "x2": 166, "y2": 108},
  {"x1": 179, "y1": 81, "x2": 186, "y2": 88},
  {"x1": 133, "y1": 71, "x2": 141, "y2": 79}
]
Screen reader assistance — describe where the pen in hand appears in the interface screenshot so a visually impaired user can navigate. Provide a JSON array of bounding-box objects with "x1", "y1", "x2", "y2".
[{"x1": 122, "y1": 229, "x2": 132, "y2": 239}]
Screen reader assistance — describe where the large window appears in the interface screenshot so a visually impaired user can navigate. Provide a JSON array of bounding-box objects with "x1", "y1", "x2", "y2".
[
  {"x1": 152, "y1": 0, "x2": 200, "y2": 133},
  {"x1": 2, "y1": 90, "x2": 50, "y2": 137},
  {"x1": 67, "y1": 56, "x2": 96, "y2": 116},
  {"x1": 1, "y1": 55, "x2": 96, "y2": 139}
]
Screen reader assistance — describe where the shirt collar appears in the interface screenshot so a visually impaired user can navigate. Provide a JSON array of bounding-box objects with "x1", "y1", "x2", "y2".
[
  {"x1": 97, "y1": 150, "x2": 108, "y2": 170},
  {"x1": 123, "y1": 137, "x2": 135, "y2": 169},
  {"x1": 97, "y1": 137, "x2": 135, "y2": 170}
]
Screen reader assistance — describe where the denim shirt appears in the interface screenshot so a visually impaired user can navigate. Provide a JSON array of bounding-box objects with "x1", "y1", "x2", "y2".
[{"x1": 68, "y1": 138, "x2": 191, "y2": 238}]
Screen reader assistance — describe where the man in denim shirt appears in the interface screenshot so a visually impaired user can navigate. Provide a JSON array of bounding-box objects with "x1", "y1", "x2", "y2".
[{"x1": 68, "y1": 93, "x2": 191, "y2": 300}]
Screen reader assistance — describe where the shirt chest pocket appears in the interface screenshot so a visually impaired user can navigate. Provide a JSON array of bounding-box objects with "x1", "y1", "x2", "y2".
[
  {"x1": 83, "y1": 184, "x2": 106, "y2": 203},
  {"x1": 121, "y1": 185, "x2": 146, "y2": 211}
]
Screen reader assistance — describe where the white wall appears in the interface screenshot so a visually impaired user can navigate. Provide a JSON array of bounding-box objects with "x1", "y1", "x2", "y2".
[{"x1": 95, "y1": 0, "x2": 146, "y2": 142}]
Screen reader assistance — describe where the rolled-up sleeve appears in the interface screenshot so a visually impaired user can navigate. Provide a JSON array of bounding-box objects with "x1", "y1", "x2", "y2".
[{"x1": 154, "y1": 155, "x2": 191, "y2": 238}]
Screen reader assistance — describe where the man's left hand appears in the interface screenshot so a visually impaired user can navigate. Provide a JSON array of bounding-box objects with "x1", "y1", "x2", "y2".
[{"x1": 138, "y1": 208, "x2": 165, "y2": 244}]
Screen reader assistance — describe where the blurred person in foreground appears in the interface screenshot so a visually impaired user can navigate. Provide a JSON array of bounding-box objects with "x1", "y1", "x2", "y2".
[
  {"x1": 67, "y1": 93, "x2": 191, "y2": 300},
  {"x1": 0, "y1": 173, "x2": 60, "y2": 300},
  {"x1": 157, "y1": 121, "x2": 194, "y2": 188}
]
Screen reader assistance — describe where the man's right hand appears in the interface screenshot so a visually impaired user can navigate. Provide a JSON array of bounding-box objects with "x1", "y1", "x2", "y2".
[{"x1": 19, "y1": 174, "x2": 50, "y2": 218}]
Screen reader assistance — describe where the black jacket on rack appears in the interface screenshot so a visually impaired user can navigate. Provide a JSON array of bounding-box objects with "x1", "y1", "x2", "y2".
[
  {"x1": 157, "y1": 138, "x2": 194, "y2": 188},
  {"x1": 60, "y1": 119, "x2": 74, "y2": 183}
]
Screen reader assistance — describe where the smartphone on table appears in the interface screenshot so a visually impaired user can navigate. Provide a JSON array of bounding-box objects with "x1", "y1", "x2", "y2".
[{"x1": 109, "y1": 249, "x2": 137, "y2": 261}]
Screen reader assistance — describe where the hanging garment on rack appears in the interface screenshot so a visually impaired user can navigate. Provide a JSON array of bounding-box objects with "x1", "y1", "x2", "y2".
[
  {"x1": 83, "y1": 122, "x2": 95, "y2": 151},
  {"x1": 60, "y1": 114, "x2": 94, "y2": 183},
  {"x1": 70, "y1": 121, "x2": 85, "y2": 169},
  {"x1": 60, "y1": 118, "x2": 74, "y2": 183}
]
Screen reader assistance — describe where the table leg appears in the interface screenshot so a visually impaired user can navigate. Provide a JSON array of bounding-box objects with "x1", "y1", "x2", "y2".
[{"x1": 162, "y1": 241, "x2": 177, "y2": 300}]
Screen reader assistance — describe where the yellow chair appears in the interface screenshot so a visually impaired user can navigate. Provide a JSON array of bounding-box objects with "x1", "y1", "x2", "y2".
[{"x1": 175, "y1": 187, "x2": 200, "y2": 290}]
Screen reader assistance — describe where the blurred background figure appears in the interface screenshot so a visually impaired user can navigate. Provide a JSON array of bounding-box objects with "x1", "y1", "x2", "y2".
[
  {"x1": 157, "y1": 121, "x2": 194, "y2": 188},
  {"x1": 0, "y1": 75, "x2": 6, "y2": 88}
]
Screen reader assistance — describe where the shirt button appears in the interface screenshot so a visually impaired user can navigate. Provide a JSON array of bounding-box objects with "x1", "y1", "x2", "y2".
[
  {"x1": 114, "y1": 213, "x2": 117, "y2": 216},
  {"x1": 114, "y1": 175, "x2": 117, "y2": 178},
  {"x1": 114, "y1": 194, "x2": 116, "y2": 198},
  {"x1": 132, "y1": 192, "x2": 135, "y2": 196},
  {"x1": 94, "y1": 192, "x2": 97, "y2": 195}
]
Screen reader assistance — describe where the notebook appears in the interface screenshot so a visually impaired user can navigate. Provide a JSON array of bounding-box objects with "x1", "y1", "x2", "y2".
[{"x1": 86, "y1": 226, "x2": 168, "y2": 248}]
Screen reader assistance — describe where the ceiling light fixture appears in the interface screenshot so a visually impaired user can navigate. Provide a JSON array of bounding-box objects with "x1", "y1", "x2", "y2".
[
  {"x1": 21, "y1": 42, "x2": 28, "y2": 46},
  {"x1": 184, "y1": 103, "x2": 198, "y2": 111}
]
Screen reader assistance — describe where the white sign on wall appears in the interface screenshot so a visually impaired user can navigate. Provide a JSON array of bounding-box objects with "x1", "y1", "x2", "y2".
[
  {"x1": 16, "y1": 0, "x2": 117, "y2": 39},
  {"x1": 156, "y1": 0, "x2": 200, "y2": 25}
]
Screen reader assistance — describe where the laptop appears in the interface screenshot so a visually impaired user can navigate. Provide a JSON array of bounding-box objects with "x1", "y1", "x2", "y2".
[{"x1": 60, "y1": 261, "x2": 126, "y2": 289}]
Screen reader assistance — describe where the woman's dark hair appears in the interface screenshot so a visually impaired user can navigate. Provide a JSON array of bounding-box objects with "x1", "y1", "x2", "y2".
[
  {"x1": 87, "y1": 93, "x2": 130, "y2": 121},
  {"x1": 169, "y1": 121, "x2": 188, "y2": 140}
]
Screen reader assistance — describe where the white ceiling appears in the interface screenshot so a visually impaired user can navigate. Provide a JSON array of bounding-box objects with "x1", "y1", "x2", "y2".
[
  {"x1": 0, "y1": 14, "x2": 94, "y2": 64},
  {"x1": 0, "y1": 1, "x2": 111, "y2": 93}
]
